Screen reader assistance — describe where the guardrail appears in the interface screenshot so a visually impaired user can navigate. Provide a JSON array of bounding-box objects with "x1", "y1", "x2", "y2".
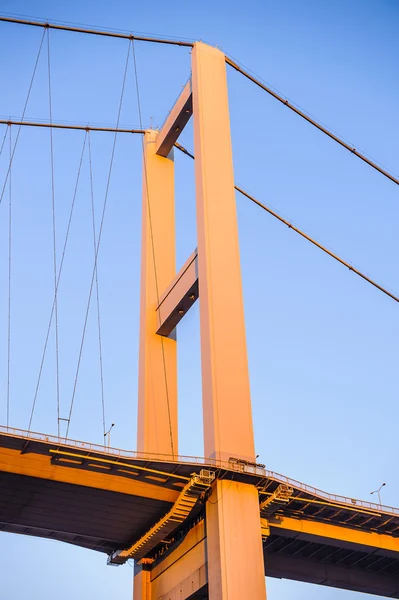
[{"x1": 1, "y1": 424, "x2": 397, "y2": 516}]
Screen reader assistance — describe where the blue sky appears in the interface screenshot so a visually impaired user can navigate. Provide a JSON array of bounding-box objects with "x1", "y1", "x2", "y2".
[{"x1": 0, "y1": 0, "x2": 398, "y2": 598}]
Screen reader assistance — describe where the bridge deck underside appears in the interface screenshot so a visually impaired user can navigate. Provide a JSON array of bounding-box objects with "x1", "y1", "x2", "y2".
[
  {"x1": 0, "y1": 470, "x2": 172, "y2": 553},
  {"x1": 264, "y1": 531, "x2": 399, "y2": 596},
  {"x1": 1, "y1": 430, "x2": 399, "y2": 595}
]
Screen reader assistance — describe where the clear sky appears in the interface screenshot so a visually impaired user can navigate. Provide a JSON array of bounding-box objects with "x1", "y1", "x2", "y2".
[{"x1": 0, "y1": 0, "x2": 398, "y2": 598}]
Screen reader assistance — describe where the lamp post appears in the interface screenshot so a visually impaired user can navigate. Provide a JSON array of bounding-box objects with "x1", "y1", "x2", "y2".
[
  {"x1": 104, "y1": 423, "x2": 115, "y2": 449},
  {"x1": 370, "y1": 482, "x2": 386, "y2": 506}
]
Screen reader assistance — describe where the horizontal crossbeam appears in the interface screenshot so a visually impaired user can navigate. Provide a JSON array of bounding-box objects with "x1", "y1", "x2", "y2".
[
  {"x1": 155, "y1": 80, "x2": 193, "y2": 157},
  {"x1": 156, "y1": 249, "x2": 198, "y2": 337}
]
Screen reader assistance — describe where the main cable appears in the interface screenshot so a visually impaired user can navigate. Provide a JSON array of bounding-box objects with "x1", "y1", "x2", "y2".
[
  {"x1": 0, "y1": 15, "x2": 194, "y2": 47},
  {"x1": 174, "y1": 143, "x2": 398, "y2": 305},
  {"x1": 236, "y1": 185, "x2": 399, "y2": 304},
  {"x1": 226, "y1": 57, "x2": 399, "y2": 188},
  {"x1": 0, "y1": 119, "x2": 145, "y2": 134},
  {"x1": 1, "y1": 16, "x2": 395, "y2": 188}
]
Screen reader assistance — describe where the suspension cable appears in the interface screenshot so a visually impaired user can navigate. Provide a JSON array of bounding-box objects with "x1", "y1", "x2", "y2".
[
  {"x1": 132, "y1": 39, "x2": 175, "y2": 458},
  {"x1": 174, "y1": 143, "x2": 399, "y2": 305},
  {"x1": 65, "y1": 41, "x2": 131, "y2": 439},
  {"x1": 1, "y1": 15, "x2": 395, "y2": 188},
  {"x1": 46, "y1": 28, "x2": 61, "y2": 436},
  {"x1": 0, "y1": 119, "x2": 145, "y2": 134},
  {"x1": 225, "y1": 57, "x2": 399, "y2": 188},
  {"x1": 28, "y1": 133, "x2": 88, "y2": 432},
  {"x1": 0, "y1": 28, "x2": 46, "y2": 205},
  {"x1": 6, "y1": 126, "x2": 12, "y2": 427},
  {"x1": 236, "y1": 185, "x2": 399, "y2": 304},
  {"x1": 0, "y1": 126, "x2": 8, "y2": 158},
  {"x1": 0, "y1": 15, "x2": 194, "y2": 47},
  {"x1": 88, "y1": 132, "x2": 107, "y2": 440}
]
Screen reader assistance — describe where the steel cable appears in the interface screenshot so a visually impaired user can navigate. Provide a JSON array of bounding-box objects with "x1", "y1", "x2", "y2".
[
  {"x1": 28, "y1": 133, "x2": 88, "y2": 432},
  {"x1": 6, "y1": 126, "x2": 12, "y2": 427},
  {"x1": 0, "y1": 126, "x2": 8, "y2": 158},
  {"x1": 65, "y1": 42, "x2": 131, "y2": 439},
  {"x1": 0, "y1": 28, "x2": 46, "y2": 205},
  {"x1": 174, "y1": 143, "x2": 398, "y2": 305},
  {"x1": 46, "y1": 28, "x2": 61, "y2": 436},
  {"x1": 225, "y1": 57, "x2": 399, "y2": 188},
  {"x1": 88, "y1": 132, "x2": 107, "y2": 440}
]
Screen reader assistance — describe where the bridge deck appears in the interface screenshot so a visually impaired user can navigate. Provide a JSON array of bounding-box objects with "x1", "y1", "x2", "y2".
[{"x1": 1, "y1": 426, "x2": 399, "y2": 596}]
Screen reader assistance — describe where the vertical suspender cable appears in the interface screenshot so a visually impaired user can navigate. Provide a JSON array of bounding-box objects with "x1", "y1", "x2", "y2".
[
  {"x1": 131, "y1": 39, "x2": 175, "y2": 457},
  {"x1": 0, "y1": 29, "x2": 46, "y2": 205},
  {"x1": 6, "y1": 125, "x2": 12, "y2": 427},
  {"x1": 65, "y1": 42, "x2": 131, "y2": 439},
  {"x1": 88, "y1": 132, "x2": 107, "y2": 440},
  {"x1": 0, "y1": 126, "x2": 8, "y2": 158},
  {"x1": 28, "y1": 133, "x2": 88, "y2": 432},
  {"x1": 46, "y1": 28, "x2": 61, "y2": 436}
]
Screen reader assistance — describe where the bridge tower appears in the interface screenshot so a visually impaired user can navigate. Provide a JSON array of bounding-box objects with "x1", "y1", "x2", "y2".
[{"x1": 135, "y1": 42, "x2": 267, "y2": 599}]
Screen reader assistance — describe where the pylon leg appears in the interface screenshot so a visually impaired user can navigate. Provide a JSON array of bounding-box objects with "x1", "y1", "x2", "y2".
[
  {"x1": 135, "y1": 130, "x2": 177, "y2": 599},
  {"x1": 192, "y1": 43, "x2": 267, "y2": 599},
  {"x1": 206, "y1": 480, "x2": 267, "y2": 599},
  {"x1": 192, "y1": 42, "x2": 255, "y2": 463},
  {"x1": 134, "y1": 563, "x2": 151, "y2": 600},
  {"x1": 137, "y1": 130, "x2": 177, "y2": 457}
]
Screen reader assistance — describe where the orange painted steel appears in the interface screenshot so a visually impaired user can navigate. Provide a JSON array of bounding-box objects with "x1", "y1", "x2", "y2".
[
  {"x1": 0, "y1": 445, "x2": 178, "y2": 503},
  {"x1": 268, "y1": 516, "x2": 399, "y2": 553},
  {"x1": 206, "y1": 480, "x2": 267, "y2": 599},
  {"x1": 110, "y1": 470, "x2": 213, "y2": 564},
  {"x1": 192, "y1": 42, "x2": 256, "y2": 464},
  {"x1": 3, "y1": 428, "x2": 399, "y2": 595},
  {"x1": 137, "y1": 130, "x2": 178, "y2": 457},
  {"x1": 2, "y1": 425, "x2": 396, "y2": 516}
]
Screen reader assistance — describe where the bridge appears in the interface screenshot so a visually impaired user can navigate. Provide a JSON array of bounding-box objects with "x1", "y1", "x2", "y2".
[
  {"x1": 0, "y1": 14, "x2": 398, "y2": 600},
  {"x1": 2, "y1": 425, "x2": 399, "y2": 597}
]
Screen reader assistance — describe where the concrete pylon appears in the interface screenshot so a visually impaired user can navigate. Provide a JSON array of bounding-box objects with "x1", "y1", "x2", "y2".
[{"x1": 134, "y1": 42, "x2": 266, "y2": 600}]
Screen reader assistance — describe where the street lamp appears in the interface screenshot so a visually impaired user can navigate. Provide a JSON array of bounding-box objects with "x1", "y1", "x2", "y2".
[
  {"x1": 104, "y1": 423, "x2": 115, "y2": 448},
  {"x1": 370, "y1": 482, "x2": 386, "y2": 506}
]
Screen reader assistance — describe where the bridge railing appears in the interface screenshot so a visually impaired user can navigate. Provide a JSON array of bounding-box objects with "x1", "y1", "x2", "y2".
[{"x1": 1, "y1": 424, "x2": 397, "y2": 516}]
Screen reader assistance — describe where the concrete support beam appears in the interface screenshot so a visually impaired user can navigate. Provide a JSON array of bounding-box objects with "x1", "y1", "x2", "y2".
[
  {"x1": 134, "y1": 564, "x2": 152, "y2": 600},
  {"x1": 156, "y1": 249, "x2": 198, "y2": 337},
  {"x1": 150, "y1": 521, "x2": 207, "y2": 599},
  {"x1": 156, "y1": 80, "x2": 192, "y2": 157},
  {"x1": 192, "y1": 42, "x2": 255, "y2": 464},
  {"x1": 137, "y1": 130, "x2": 178, "y2": 457},
  {"x1": 206, "y1": 480, "x2": 267, "y2": 599}
]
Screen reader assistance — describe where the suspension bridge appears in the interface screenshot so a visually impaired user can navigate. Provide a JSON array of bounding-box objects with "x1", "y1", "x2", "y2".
[{"x1": 1, "y1": 15, "x2": 398, "y2": 600}]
